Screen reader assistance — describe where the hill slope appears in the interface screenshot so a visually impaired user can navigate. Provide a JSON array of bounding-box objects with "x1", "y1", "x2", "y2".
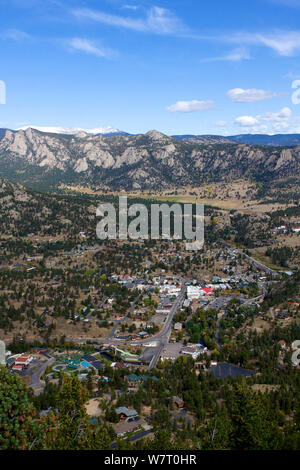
[{"x1": 0, "y1": 178, "x2": 97, "y2": 237}]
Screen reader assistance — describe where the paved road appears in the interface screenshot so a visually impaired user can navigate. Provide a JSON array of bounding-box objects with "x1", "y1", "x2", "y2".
[
  {"x1": 242, "y1": 294, "x2": 264, "y2": 305},
  {"x1": 107, "y1": 295, "x2": 140, "y2": 340},
  {"x1": 219, "y1": 241, "x2": 279, "y2": 277},
  {"x1": 147, "y1": 287, "x2": 186, "y2": 370},
  {"x1": 86, "y1": 296, "x2": 108, "y2": 321},
  {"x1": 63, "y1": 288, "x2": 186, "y2": 367},
  {"x1": 139, "y1": 287, "x2": 186, "y2": 346},
  {"x1": 238, "y1": 250, "x2": 278, "y2": 277},
  {"x1": 31, "y1": 357, "x2": 55, "y2": 387},
  {"x1": 20, "y1": 357, "x2": 55, "y2": 392}
]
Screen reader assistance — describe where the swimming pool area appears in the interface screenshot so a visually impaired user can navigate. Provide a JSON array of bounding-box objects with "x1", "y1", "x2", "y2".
[
  {"x1": 81, "y1": 360, "x2": 92, "y2": 368},
  {"x1": 51, "y1": 357, "x2": 93, "y2": 374}
]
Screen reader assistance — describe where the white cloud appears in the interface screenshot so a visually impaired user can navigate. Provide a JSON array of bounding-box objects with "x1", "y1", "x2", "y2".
[
  {"x1": 235, "y1": 106, "x2": 300, "y2": 133},
  {"x1": 67, "y1": 38, "x2": 115, "y2": 58},
  {"x1": 72, "y1": 6, "x2": 187, "y2": 36},
  {"x1": 259, "y1": 106, "x2": 292, "y2": 122},
  {"x1": 72, "y1": 7, "x2": 300, "y2": 59},
  {"x1": 1, "y1": 28, "x2": 31, "y2": 41},
  {"x1": 223, "y1": 48, "x2": 250, "y2": 61},
  {"x1": 73, "y1": 8, "x2": 145, "y2": 32},
  {"x1": 227, "y1": 88, "x2": 281, "y2": 102},
  {"x1": 228, "y1": 30, "x2": 300, "y2": 56},
  {"x1": 235, "y1": 116, "x2": 260, "y2": 127},
  {"x1": 146, "y1": 6, "x2": 185, "y2": 35},
  {"x1": 202, "y1": 47, "x2": 250, "y2": 62},
  {"x1": 166, "y1": 100, "x2": 215, "y2": 113}
]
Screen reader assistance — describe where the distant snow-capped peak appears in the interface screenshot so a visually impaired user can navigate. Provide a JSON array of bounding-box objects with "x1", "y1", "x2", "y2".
[{"x1": 17, "y1": 125, "x2": 122, "y2": 135}]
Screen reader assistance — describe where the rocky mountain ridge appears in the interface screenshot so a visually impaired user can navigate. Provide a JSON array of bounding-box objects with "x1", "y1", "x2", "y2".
[{"x1": 0, "y1": 128, "x2": 299, "y2": 190}]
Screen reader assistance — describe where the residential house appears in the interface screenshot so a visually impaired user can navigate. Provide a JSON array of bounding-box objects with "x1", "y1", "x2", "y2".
[
  {"x1": 173, "y1": 396, "x2": 184, "y2": 408},
  {"x1": 116, "y1": 406, "x2": 138, "y2": 421}
]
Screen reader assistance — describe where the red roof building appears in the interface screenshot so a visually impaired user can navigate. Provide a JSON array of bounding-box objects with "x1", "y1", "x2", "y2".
[
  {"x1": 202, "y1": 288, "x2": 214, "y2": 295},
  {"x1": 15, "y1": 354, "x2": 33, "y2": 367}
]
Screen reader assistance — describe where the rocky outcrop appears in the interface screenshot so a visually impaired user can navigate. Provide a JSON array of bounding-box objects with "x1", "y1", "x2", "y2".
[{"x1": 0, "y1": 128, "x2": 299, "y2": 190}]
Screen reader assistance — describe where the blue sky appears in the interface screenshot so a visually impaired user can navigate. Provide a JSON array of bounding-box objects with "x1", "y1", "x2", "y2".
[{"x1": 1, "y1": 0, "x2": 300, "y2": 135}]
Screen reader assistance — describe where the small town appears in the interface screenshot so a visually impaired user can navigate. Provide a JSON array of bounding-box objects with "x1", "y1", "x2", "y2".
[
  {"x1": 1, "y1": 224, "x2": 299, "y2": 448},
  {"x1": 1, "y1": 0, "x2": 300, "y2": 455}
]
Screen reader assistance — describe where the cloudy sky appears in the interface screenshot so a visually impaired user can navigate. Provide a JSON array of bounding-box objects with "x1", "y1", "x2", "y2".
[{"x1": 1, "y1": 0, "x2": 300, "y2": 135}]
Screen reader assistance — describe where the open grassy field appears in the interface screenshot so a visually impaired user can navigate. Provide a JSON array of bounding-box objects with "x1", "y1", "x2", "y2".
[{"x1": 59, "y1": 181, "x2": 297, "y2": 216}]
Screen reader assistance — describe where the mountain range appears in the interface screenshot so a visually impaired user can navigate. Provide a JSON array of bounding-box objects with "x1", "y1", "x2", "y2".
[
  {"x1": 2, "y1": 127, "x2": 300, "y2": 146},
  {"x1": 173, "y1": 133, "x2": 300, "y2": 146},
  {"x1": 0, "y1": 125, "x2": 129, "y2": 138},
  {"x1": 0, "y1": 126, "x2": 300, "y2": 147},
  {"x1": 0, "y1": 127, "x2": 299, "y2": 191}
]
